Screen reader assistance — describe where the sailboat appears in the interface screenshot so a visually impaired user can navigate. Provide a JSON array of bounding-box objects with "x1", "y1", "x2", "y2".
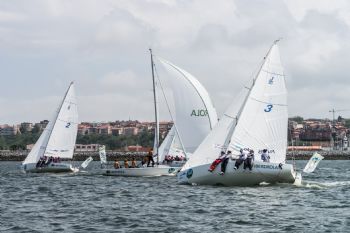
[
  {"x1": 177, "y1": 40, "x2": 302, "y2": 186},
  {"x1": 104, "y1": 49, "x2": 217, "y2": 177},
  {"x1": 22, "y1": 82, "x2": 79, "y2": 173}
]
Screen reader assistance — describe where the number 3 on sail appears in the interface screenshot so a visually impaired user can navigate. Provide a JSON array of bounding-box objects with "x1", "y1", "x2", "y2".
[{"x1": 264, "y1": 104, "x2": 273, "y2": 112}]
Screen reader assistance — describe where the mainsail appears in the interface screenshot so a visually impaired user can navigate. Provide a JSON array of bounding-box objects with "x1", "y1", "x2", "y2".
[
  {"x1": 156, "y1": 57, "x2": 218, "y2": 153},
  {"x1": 182, "y1": 42, "x2": 287, "y2": 170},
  {"x1": 23, "y1": 82, "x2": 78, "y2": 165}
]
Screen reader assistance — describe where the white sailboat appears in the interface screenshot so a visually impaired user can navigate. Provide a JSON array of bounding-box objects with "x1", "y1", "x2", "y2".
[
  {"x1": 178, "y1": 40, "x2": 302, "y2": 186},
  {"x1": 22, "y1": 82, "x2": 79, "y2": 173},
  {"x1": 104, "y1": 49, "x2": 217, "y2": 177}
]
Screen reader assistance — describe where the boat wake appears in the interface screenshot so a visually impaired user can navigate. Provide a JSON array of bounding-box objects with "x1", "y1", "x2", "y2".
[{"x1": 302, "y1": 180, "x2": 350, "y2": 189}]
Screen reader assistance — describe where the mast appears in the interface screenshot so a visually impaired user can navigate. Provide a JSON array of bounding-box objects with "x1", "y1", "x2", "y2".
[
  {"x1": 149, "y1": 48, "x2": 160, "y2": 164},
  {"x1": 222, "y1": 40, "x2": 280, "y2": 152},
  {"x1": 42, "y1": 82, "x2": 74, "y2": 157}
]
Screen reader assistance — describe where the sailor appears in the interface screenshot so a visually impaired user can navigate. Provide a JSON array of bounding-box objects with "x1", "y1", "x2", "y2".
[
  {"x1": 244, "y1": 149, "x2": 254, "y2": 171},
  {"x1": 261, "y1": 149, "x2": 270, "y2": 162},
  {"x1": 114, "y1": 160, "x2": 120, "y2": 169},
  {"x1": 208, "y1": 151, "x2": 226, "y2": 172},
  {"x1": 124, "y1": 159, "x2": 129, "y2": 168},
  {"x1": 234, "y1": 149, "x2": 248, "y2": 170},
  {"x1": 36, "y1": 157, "x2": 43, "y2": 168},
  {"x1": 220, "y1": 151, "x2": 232, "y2": 175},
  {"x1": 131, "y1": 157, "x2": 137, "y2": 168},
  {"x1": 147, "y1": 149, "x2": 155, "y2": 167}
]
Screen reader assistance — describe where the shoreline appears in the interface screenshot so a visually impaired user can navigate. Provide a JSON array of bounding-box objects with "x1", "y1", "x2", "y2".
[{"x1": 0, "y1": 150, "x2": 349, "y2": 161}]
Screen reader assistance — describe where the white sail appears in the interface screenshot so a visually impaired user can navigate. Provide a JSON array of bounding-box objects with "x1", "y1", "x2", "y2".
[
  {"x1": 182, "y1": 42, "x2": 287, "y2": 170},
  {"x1": 157, "y1": 57, "x2": 218, "y2": 153},
  {"x1": 22, "y1": 82, "x2": 78, "y2": 165},
  {"x1": 44, "y1": 83, "x2": 78, "y2": 159},
  {"x1": 182, "y1": 89, "x2": 248, "y2": 170},
  {"x1": 158, "y1": 126, "x2": 176, "y2": 162},
  {"x1": 229, "y1": 44, "x2": 287, "y2": 163},
  {"x1": 22, "y1": 119, "x2": 54, "y2": 165}
]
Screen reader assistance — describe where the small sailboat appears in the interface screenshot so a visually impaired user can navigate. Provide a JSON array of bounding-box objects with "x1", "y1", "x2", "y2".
[
  {"x1": 178, "y1": 40, "x2": 302, "y2": 186},
  {"x1": 104, "y1": 49, "x2": 217, "y2": 177},
  {"x1": 22, "y1": 82, "x2": 79, "y2": 173}
]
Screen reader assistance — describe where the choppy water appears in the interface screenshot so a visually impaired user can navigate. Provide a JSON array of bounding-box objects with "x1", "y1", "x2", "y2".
[{"x1": 0, "y1": 160, "x2": 349, "y2": 233}]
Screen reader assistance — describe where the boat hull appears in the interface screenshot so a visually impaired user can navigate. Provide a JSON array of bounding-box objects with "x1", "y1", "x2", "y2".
[
  {"x1": 103, "y1": 166, "x2": 180, "y2": 177},
  {"x1": 177, "y1": 160, "x2": 297, "y2": 186},
  {"x1": 23, "y1": 163, "x2": 78, "y2": 173}
]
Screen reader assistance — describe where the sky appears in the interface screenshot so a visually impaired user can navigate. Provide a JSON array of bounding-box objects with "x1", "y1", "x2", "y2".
[{"x1": 1, "y1": 0, "x2": 350, "y2": 124}]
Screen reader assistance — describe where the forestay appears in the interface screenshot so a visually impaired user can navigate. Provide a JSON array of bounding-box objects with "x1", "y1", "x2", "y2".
[
  {"x1": 157, "y1": 57, "x2": 218, "y2": 153},
  {"x1": 182, "y1": 43, "x2": 287, "y2": 170}
]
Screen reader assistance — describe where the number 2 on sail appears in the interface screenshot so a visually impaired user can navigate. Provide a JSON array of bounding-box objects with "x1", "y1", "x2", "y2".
[
  {"x1": 65, "y1": 122, "x2": 71, "y2": 128},
  {"x1": 264, "y1": 104, "x2": 273, "y2": 112}
]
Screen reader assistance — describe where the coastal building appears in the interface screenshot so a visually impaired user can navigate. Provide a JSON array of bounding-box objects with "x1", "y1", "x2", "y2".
[
  {"x1": 20, "y1": 122, "x2": 33, "y2": 133},
  {"x1": 0, "y1": 124, "x2": 20, "y2": 136},
  {"x1": 75, "y1": 144, "x2": 100, "y2": 152}
]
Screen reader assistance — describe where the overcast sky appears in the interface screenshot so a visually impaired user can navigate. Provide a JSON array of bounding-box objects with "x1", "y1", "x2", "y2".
[{"x1": 1, "y1": 0, "x2": 350, "y2": 124}]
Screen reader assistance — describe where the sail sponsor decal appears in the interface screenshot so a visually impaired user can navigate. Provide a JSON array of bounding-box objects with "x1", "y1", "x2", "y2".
[
  {"x1": 168, "y1": 168, "x2": 176, "y2": 174},
  {"x1": 186, "y1": 169, "x2": 193, "y2": 178},
  {"x1": 106, "y1": 170, "x2": 125, "y2": 175},
  {"x1": 191, "y1": 109, "x2": 208, "y2": 117},
  {"x1": 254, "y1": 164, "x2": 281, "y2": 170}
]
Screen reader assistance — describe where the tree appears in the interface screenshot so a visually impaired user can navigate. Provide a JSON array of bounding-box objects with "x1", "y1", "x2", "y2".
[{"x1": 289, "y1": 116, "x2": 304, "y2": 124}]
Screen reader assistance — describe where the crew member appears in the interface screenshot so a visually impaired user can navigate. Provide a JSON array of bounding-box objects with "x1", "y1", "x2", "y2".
[
  {"x1": 208, "y1": 151, "x2": 226, "y2": 172},
  {"x1": 261, "y1": 149, "x2": 270, "y2": 162},
  {"x1": 220, "y1": 151, "x2": 232, "y2": 175},
  {"x1": 244, "y1": 149, "x2": 254, "y2": 171},
  {"x1": 131, "y1": 157, "x2": 137, "y2": 168},
  {"x1": 114, "y1": 160, "x2": 120, "y2": 169},
  {"x1": 147, "y1": 149, "x2": 155, "y2": 167},
  {"x1": 234, "y1": 149, "x2": 248, "y2": 170}
]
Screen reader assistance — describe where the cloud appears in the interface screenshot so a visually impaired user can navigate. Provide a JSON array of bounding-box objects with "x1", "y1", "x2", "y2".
[{"x1": 1, "y1": 0, "x2": 350, "y2": 124}]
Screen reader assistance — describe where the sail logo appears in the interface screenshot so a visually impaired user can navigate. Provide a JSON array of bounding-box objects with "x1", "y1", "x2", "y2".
[
  {"x1": 268, "y1": 77, "x2": 274, "y2": 84},
  {"x1": 186, "y1": 169, "x2": 193, "y2": 178},
  {"x1": 191, "y1": 109, "x2": 208, "y2": 117}
]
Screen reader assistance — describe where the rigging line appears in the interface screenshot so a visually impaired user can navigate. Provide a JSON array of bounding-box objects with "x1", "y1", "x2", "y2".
[
  {"x1": 250, "y1": 97, "x2": 288, "y2": 106},
  {"x1": 153, "y1": 63, "x2": 188, "y2": 159}
]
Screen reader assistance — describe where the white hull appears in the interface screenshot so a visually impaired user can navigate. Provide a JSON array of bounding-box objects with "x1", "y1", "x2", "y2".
[
  {"x1": 103, "y1": 165, "x2": 180, "y2": 177},
  {"x1": 178, "y1": 160, "x2": 299, "y2": 186},
  {"x1": 23, "y1": 163, "x2": 78, "y2": 173}
]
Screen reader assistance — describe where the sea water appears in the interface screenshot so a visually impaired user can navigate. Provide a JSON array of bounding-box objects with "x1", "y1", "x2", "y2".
[{"x1": 0, "y1": 160, "x2": 349, "y2": 232}]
